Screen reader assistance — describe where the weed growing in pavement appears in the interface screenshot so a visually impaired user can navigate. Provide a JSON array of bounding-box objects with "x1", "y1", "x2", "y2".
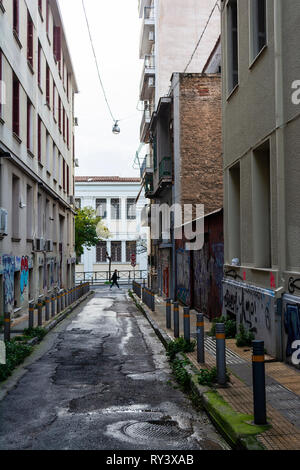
[
  {"x1": 0, "y1": 340, "x2": 33, "y2": 382},
  {"x1": 236, "y1": 324, "x2": 255, "y2": 348},
  {"x1": 208, "y1": 316, "x2": 237, "y2": 339},
  {"x1": 170, "y1": 358, "x2": 191, "y2": 390},
  {"x1": 166, "y1": 337, "x2": 196, "y2": 361},
  {"x1": 23, "y1": 327, "x2": 47, "y2": 342},
  {"x1": 196, "y1": 367, "x2": 231, "y2": 387}
]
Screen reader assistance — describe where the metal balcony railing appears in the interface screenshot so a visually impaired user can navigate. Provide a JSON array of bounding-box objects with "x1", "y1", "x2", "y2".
[
  {"x1": 144, "y1": 6, "x2": 154, "y2": 20},
  {"x1": 140, "y1": 154, "x2": 153, "y2": 179},
  {"x1": 159, "y1": 157, "x2": 172, "y2": 180}
]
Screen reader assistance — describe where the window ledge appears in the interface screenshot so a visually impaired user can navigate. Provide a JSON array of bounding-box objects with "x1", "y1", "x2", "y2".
[
  {"x1": 13, "y1": 132, "x2": 22, "y2": 144},
  {"x1": 226, "y1": 83, "x2": 239, "y2": 101},
  {"x1": 38, "y1": 161, "x2": 44, "y2": 169},
  {"x1": 46, "y1": 101, "x2": 51, "y2": 111},
  {"x1": 38, "y1": 84, "x2": 43, "y2": 94},
  {"x1": 27, "y1": 149, "x2": 34, "y2": 159},
  {"x1": 27, "y1": 60, "x2": 34, "y2": 75},
  {"x1": 47, "y1": 33, "x2": 51, "y2": 46},
  {"x1": 0, "y1": 2, "x2": 5, "y2": 13},
  {"x1": 11, "y1": 237, "x2": 21, "y2": 243},
  {"x1": 0, "y1": 116, "x2": 4, "y2": 125},
  {"x1": 13, "y1": 30, "x2": 22, "y2": 49},
  {"x1": 27, "y1": 238, "x2": 33, "y2": 243},
  {"x1": 38, "y1": 8, "x2": 44, "y2": 21},
  {"x1": 249, "y1": 45, "x2": 268, "y2": 70}
]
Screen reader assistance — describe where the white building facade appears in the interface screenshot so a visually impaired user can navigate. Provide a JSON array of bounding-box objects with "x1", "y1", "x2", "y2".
[
  {"x1": 0, "y1": 0, "x2": 78, "y2": 318},
  {"x1": 75, "y1": 177, "x2": 148, "y2": 281}
]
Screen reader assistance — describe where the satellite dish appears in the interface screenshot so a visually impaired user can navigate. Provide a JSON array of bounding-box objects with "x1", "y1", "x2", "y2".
[{"x1": 112, "y1": 120, "x2": 120, "y2": 135}]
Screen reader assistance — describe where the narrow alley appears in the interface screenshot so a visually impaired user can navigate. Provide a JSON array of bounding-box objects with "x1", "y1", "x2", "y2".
[{"x1": 0, "y1": 287, "x2": 226, "y2": 451}]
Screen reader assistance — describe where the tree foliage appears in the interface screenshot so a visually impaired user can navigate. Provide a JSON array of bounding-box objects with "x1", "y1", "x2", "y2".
[{"x1": 75, "y1": 207, "x2": 109, "y2": 258}]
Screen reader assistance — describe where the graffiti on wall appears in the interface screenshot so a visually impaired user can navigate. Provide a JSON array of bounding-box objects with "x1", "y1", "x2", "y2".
[
  {"x1": 284, "y1": 302, "x2": 300, "y2": 358},
  {"x1": 176, "y1": 248, "x2": 191, "y2": 305},
  {"x1": 3, "y1": 255, "x2": 15, "y2": 307},
  {"x1": 20, "y1": 257, "x2": 29, "y2": 302},
  {"x1": 193, "y1": 244, "x2": 210, "y2": 312},
  {"x1": 223, "y1": 280, "x2": 277, "y2": 356}
]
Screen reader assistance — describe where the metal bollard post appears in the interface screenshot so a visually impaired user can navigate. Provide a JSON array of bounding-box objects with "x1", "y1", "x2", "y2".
[
  {"x1": 166, "y1": 299, "x2": 171, "y2": 329},
  {"x1": 57, "y1": 292, "x2": 61, "y2": 315},
  {"x1": 216, "y1": 323, "x2": 226, "y2": 386},
  {"x1": 4, "y1": 309, "x2": 11, "y2": 342},
  {"x1": 38, "y1": 299, "x2": 43, "y2": 327},
  {"x1": 183, "y1": 307, "x2": 190, "y2": 343},
  {"x1": 196, "y1": 314, "x2": 205, "y2": 364},
  {"x1": 151, "y1": 290, "x2": 155, "y2": 312},
  {"x1": 51, "y1": 295, "x2": 56, "y2": 318},
  {"x1": 45, "y1": 296, "x2": 50, "y2": 322},
  {"x1": 173, "y1": 302, "x2": 179, "y2": 338},
  {"x1": 28, "y1": 301, "x2": 35, "y2": 329},
  {"x1": 252, "y1": 340, "x2": 267, "y2": 425}
]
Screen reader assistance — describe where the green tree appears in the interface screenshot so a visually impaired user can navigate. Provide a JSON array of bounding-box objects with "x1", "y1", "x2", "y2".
[{"x1": 75, "y1": 207, "x2": 109, "y2": 258}]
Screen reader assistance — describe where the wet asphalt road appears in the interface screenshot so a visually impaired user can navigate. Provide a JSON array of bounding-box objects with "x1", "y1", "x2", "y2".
[{"x1": 0, "y1": 287, "x2": 227, "y2": 450}]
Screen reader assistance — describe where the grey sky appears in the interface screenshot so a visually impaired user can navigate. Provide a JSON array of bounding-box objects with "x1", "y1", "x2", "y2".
[{"x1": 58, "y1": 0, "x2": 142, "y2": 177}]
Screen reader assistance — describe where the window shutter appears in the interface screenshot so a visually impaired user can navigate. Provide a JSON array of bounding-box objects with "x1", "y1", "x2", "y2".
[{"x1": 13, "y1": 75, "x2": 20, "y2": 136}]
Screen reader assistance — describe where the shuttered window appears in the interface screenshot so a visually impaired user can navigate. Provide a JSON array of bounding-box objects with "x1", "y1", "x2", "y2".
[
  {"x1": 13, "y1": 0, "x2": 19, "y2": 36},
  {"x1": 37, "y1": 116, "x2": 42, "y2": 162},
  {"x1": 111, "y1": 199, "x2": 121, "y2": 220},
  {"x1": 96, "y1": 199, "x2": 107, "y2": 219},
  {"x1": 96, "y1": 242, "x2": 107, "y2": 263},
  {"x1": 126, "y1": 241, "x2": 136, "y2": 263},
  {"x1": 46, "y1": 64, "x2": 50, "y2": 106},
  {"x1": 111, "y1": 242, "x2": 122, "y2": 263},
  {"x1": 27, "y1": 12, "x2": 33, "y2": 67},
  {"x1": 38, "y1": 42, "x2": 42, "y2": 87},
  {"x1": 12, "y1": 74, "x2": 20, "y2": 136}
]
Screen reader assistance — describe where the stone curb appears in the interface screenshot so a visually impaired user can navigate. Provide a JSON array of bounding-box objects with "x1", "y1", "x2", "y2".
[{"x1": 130, "y1": 291, "x2": 266, "y2": 451}]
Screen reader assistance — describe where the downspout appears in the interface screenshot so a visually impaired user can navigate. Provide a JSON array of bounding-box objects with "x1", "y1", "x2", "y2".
[{"x1": 274, "y1": 0, "x2": 285, "y2": 360}]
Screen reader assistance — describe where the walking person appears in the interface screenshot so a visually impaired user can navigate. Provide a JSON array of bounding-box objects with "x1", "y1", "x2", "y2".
[{"x1": 110, "y1": 270, "x2": 120, "y2": 289}]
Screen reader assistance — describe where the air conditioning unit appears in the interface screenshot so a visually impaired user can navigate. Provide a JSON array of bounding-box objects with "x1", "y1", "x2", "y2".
[
  {"x1": 74, "y1": 117, "x2": 79, "y2": 126},
  {"x1": 149, "y1": 31, "x2": 154, "y2": 41},
  {"x1": 33, "y1": 238, "x2": 45, "y2": 252},
  {"x1": 46, "y1": 240, "x2": 53, "y2": 252},
  {"x1": 0, "y1": 208, "x2": 8, "y2": 236},
  {"x1": 69, "y1": 195, "x2": 75, "y2": 205},
  {"x1": 148, "y1": 77, "x2": 155, "y2": 87}
]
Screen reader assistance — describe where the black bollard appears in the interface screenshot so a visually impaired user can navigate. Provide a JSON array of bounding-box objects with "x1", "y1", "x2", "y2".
[
  {"x1": 196, "y1": 313, "x2": 205, "y2": 364},
  {"x1": 173, "y1": 302, "x2": 179, "y2": 338},
  {"x1": 216, "y1": 323, "x2": 226, "y2": 386},
  {"x1": 183, "y1": 307, "x2": 190, "y2": 343},
  {"x1": 166, "y1": 299, "x2": 171, "y2": 329},
  {"x1": 252, "y1": 340, "x2": 267, "y2": 425}
]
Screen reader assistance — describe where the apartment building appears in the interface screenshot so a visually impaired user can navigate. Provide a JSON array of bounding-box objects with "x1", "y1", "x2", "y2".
[
  {"x1": 75, "y1": 177, "x2": 148, "y2": 281},
  {"x1": 138, "y1": 0, "x2": 220, "y2": 146},
  {"x1": 0, "y1": 0, "x2": 78, "y2": 319},
  {"x1": 221, "y1": 0, "x2": 300, "y2": 361}
]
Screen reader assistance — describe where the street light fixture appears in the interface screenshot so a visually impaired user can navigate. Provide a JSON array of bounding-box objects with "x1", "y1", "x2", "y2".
[{"x1": 112, "y1": 120, "x2": 120, "y2": 135}]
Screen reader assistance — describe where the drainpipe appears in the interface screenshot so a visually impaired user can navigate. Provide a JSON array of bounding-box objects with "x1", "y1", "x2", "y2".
[{"x1": 274, "y1": 0, "x2": 285, "y2": 360}]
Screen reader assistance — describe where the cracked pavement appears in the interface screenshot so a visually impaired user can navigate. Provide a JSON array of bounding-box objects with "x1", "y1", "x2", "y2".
[{"x1": 0, "y1": 287, "x2": 227, "y2": 450}]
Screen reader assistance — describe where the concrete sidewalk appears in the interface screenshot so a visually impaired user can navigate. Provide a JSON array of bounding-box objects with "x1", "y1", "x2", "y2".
[{"x1": 134, "y1": 292, "x2": 300, "y2": 450}]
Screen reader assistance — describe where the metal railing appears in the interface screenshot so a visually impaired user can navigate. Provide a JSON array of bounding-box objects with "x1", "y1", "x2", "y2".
[
  {"x1": 144, "y1": 6, "x2": 154, "y2": 20},
  {"x1": 159, "y1": 157, "x2": 172, "y2": 180},
  {"x1": 140, "y1": 154, "x2": 153, "y2": 179},
  {"x1": 132, "y1": 280, "x2": 143, "y2": 298},
  {"x1": 76, "y1": 270, "x2": 148, "y2": 285}
]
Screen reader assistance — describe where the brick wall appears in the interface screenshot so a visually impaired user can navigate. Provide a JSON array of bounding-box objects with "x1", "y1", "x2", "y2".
[{"x1": 179, "y1": 74, "x2": 223, "y2": 215}]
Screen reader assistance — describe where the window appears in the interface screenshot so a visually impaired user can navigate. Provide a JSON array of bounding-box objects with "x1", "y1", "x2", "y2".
[
  {"x1": 96, "y1": 242, "x2": 107, "y2": 263},
  {"x1": 127, "y1": 199, "x2": 136, "y2": 220},
  {"x1": 67, "y1": 164, "x2": 69, "y2": 195},
  {"x1": 46, "y1": 64, "x2": 50, "y2": 106},
  {"x1": 67, "y1": 73, "x2": 69, "y2": 100},
  {"x1": 53, "y1": 144, "x2": 57, "y2": 180},
  {"x1": 111, "y1": 242, "x2": 122, "y2": 263},
  {"x1": 126, "y1": 241, "x2": 136, "y2": 263},
  {"x1": 96, "y1": 199, "x2": 107, "y2": 218},
  {"x1": 53, "y1": 26, "x2": 61, "y2": 63},
  {"x1": 12, "y1": 74, "x2": 20, "y2": 136},
  {"x1": 63, "y1": 158, "x2": 66, "y2": 191},
  {"x1": 111, "y1": 199, "x2": 121, "y2": 219},
  {"x1": 12, "y1": 175, "x2": 20, "y2": 238},
  {"x1": 27, "y1": 98, "x2": 34, "y2": 152},
  {"x1": 37, "y1": 116, "x2": 42, "y2": 163},
  {"x1": 53, "y1": 83, "x2": 56, "y2": 119},
  {"x1": 227, "y1": 0, "x2": 238, "y2": 93},
  {"x1": 27, "y1": 12, "x2": 34, "y2": 68},
  {"x1": 38, "y1": 0, "x2": 43, "y2": 18},
  {"x1": 26, "y1": 185, "x2": 33, "y2": 239},
  {"x1": 63, "y1": 108, "x2": 65, "y2": 140},
  {"x1": 38, "y1": 42, "x2": 42, "y2": 87},
  {"x1": 251, "y1": 0, "x2": 267, "y2": 61},
  {"x1": 46, "y1": 132, "x2": 51, "y2": 172},
  {"x1": 13, "y1": 0, "x2": 19, "y2": 36},
  {"x1": 46, "y1": 0, "x2": 50, "y2": 34},
  {"x1": 67, "y1": 116, "x2": 69, "y2": 147},
  {"x1": 253, "y1": 141, "x2": 271, "y2": 268},
  {"x1": 58, "y1": 96, "x2": 61, "y2": 132}
]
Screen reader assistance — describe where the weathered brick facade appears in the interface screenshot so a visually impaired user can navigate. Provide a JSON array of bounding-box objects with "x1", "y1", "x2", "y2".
[{"x1": 179, "y1": 74, "x2": 223, "y2": 214}]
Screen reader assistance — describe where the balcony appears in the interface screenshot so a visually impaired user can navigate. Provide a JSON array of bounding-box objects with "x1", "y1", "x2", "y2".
[
  {"x1": 159, "y1": 157, "x2": 172, "y2": 182},
  {"x1": 140, "y1": 154, "x2": 153, "y2": 179},
  {"x1": 139, "y1": 7, "x2": 155, "y2": 58},
  {"x1": 140, "y1": 108, "x2": 152, "y2": 143},
  {"x1": 144, "y1": 173, "x2": 154, "y2": 198},
  {"x1": 140, "y1": 54, "x2": 155, "y2": 101}
]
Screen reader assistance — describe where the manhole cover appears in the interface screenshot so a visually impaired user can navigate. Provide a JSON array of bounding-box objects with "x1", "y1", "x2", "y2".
[{"x1": 122, "y1": 420, "x2": 191, "y2": 441}]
